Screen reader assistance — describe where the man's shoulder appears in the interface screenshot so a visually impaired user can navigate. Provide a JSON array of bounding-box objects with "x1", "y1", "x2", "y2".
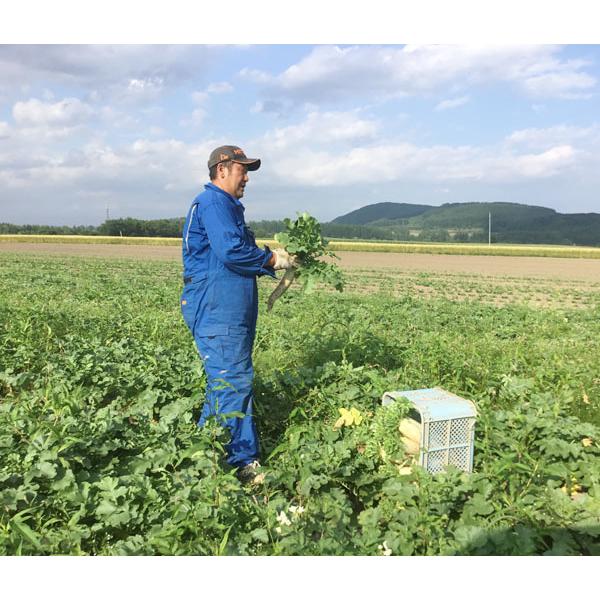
[
  {"x1": 193, "y1": 184, "x2": 229, "y2": 209},
  {"x1": 193, "y1": 184, "x2": 215, "y2": 202}
]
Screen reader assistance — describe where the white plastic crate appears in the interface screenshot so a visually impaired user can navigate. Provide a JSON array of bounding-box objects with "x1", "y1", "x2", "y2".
[{"x1": 381, "y1": 387, "x2": 477, "y2": 474}]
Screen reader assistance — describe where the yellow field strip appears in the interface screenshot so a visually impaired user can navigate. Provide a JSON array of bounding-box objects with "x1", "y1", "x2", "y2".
[
  {"x1": 326, "y1": 241, "x2": 600, "y2": 258},
  {"x1": 1, "y1": 234, "x2": 599, "y2": 258},
  {"x1": 0, "y1": 234, "x2": 183, "y2": 246}
]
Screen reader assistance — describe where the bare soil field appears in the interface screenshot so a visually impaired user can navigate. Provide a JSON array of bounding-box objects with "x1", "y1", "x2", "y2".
[
  {"x1": 0, "y1": 242, "x2": 181, "y2": 261},
  {"x1": 332, "y1": 251, "x2": 600, "y2": 282},
  {"x1": 2, "y1": 241, "x2": 600, "y2": 283}
]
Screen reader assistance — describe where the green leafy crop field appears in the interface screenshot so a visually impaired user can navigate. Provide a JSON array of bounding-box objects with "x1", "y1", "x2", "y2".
[{"x1": 1, "y1": 252, "x2": 599, "y2": 555}]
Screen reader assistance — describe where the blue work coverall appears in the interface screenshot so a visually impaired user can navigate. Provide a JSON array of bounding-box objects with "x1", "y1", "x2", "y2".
[{"x1": 180, "y1": 182, "x2": 275, "y2": 468}]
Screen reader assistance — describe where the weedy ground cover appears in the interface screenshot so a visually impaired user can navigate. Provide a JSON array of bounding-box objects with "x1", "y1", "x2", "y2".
[
  {"x1": 1, "y1": 253, "x2": 599, "y2": 555},
  {"x1": 344, "y1": 268, "x2": 600, "y2": 310}
]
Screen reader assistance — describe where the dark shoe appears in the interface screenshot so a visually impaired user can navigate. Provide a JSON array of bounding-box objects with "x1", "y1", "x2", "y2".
[{"x1": 236, "y1": 460, "x2": 265, "y2": 485}]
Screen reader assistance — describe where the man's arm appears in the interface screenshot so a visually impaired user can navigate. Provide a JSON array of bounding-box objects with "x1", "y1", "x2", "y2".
[{"x1": 200, "y1": 199, "x2": 275, "y2": 277}]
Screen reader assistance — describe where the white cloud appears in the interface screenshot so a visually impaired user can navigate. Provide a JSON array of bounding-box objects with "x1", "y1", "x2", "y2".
[
  {"x1": 0, "y1": 125, "x2": 266, "y2": 202},
  {"x1": 238, "y1": 67, "x2": 273, "y2": 84},
  {"x1": 124, "y1": 77, "x2": 165, "y2": 101},
  {"x1": 97, "y1": 105, "x2": 139, "y2": 130},
  {"x1": 0, "y1": 125, "x2": 593, "y2": 224},
  {"x1": 206, "y1": 81, "x2": 233, "y2": 94},
  {"x1": 0, "y1": 121, "x2": 10, "y2": 138},
  {"x1": 512, "y1": 145, "x2": 576, "y2": 177},
  {"x1": 435, "y1": 96, "x2": 470, "y2": 111},
  {"x1": 250, "y1": 99, "x2": 286, "y2": 115},
  {"x1": 506, "y1": 124, "x2": 600, "y2": 149},
  {"x1": 261, "y1": 141, "x2": 578, "y2": 186},
  {"x1": 190, "y1": 107, "x2": 207, "y2": 126},
  {"x1": 131, "y1": 138, "x2": 186, "y2": 156},
  {"x1": 183, "y1": 93, "x2": 208, "y2": 127},
  {"x1": 248, "y1": 45, "x2": 596, "y2": 109},
  {"x1": 192, "y1": 91, "x2": 209, "y2": 104},
  {"x1": 522, "y1": 71, "x2": 595, "y2": 99},
  {"x1": 185, "y1": 81, "x2": 234, "y2": 127},
  {"x1": 148, "y1": 126, "x2": 165, "y2": 137},
  {"x1": 192, "y1": 81, "x2": 234, "y2": 104},
  {"x1": 248, "y1": 109, "x2": 586, "y2": 187},
  {"x1": 0, "y1": 135, "x2": 217, "y2": 195},
  {"x1": 259, "y1": 110, "x2": 379, "y2": 151},
  {"x1": 0, "y1": 45, "x2": 216, "y2": 91},
  {"x1": 12, "y1": 97, "x2": 95, "y2": 127}
]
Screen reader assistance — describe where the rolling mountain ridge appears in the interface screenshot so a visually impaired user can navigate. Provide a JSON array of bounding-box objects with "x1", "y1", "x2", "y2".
[{"x1": 328, "y1": 201, "x2": 600, "y2": 245}]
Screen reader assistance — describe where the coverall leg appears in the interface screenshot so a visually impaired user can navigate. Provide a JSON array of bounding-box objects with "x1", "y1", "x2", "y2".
[
  {"x1": 194, "y1": 330, "x2": 260, "y2": 468},
  {"x1": 181, "y1": 278, "x2": 261, "y2": 468}
]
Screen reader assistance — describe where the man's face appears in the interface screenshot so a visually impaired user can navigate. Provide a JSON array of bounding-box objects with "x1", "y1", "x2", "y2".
[{"x1": 218, "y1": 162, "x2": 249, "y2": 199}]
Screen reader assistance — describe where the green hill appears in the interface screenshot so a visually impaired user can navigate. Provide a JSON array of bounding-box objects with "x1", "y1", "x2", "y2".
[
  {"x1": 412, "y1": 202, "x2": 556, "y2": 229},
  {"x1": 328, "y1": 201, "x2": 600, "y2": 246},
  {"x1": 332, "y1": 202, "x2": 432, "y2": 225}
]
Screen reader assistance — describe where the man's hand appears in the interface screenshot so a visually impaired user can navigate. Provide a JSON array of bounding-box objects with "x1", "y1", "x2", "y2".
[{"x1": 271, "y1": 248, "x2": 297, "y2": 270}]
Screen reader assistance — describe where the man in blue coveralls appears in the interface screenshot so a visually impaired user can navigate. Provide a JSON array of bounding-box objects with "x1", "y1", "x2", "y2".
[{"x1": 180, "y1": 145, "x2": 294, "y2": 485}]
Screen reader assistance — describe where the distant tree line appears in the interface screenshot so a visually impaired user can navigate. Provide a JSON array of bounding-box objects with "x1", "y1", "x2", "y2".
[
  {"x1": 2, "y1": 214, "x2": 599, "y2": 246},
  {"x1": 0, "y1": 218, "x2": 186, "y2": 237},
  {"x1": 97, "y1": 218, "x2": 185, "y2": 237},
  {"x1": 0, "y1": 219, "x2": 468, "y2": 241},
  {"x1": 0, "y1": 223, "x2": 99, "y2": 235}
]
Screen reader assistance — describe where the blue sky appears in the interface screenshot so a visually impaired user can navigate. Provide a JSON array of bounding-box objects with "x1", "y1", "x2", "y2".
[{"x1": 1, "y1": 44, "x2": 599, "y2": 225}]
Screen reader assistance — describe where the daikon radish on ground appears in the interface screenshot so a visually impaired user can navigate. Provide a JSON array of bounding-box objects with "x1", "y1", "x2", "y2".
[{"x1": 399, "y1": 418, "x2": 422, "y2": 455}]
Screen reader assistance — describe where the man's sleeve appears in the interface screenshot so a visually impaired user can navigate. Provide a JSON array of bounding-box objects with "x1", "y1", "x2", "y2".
[{"x1": 199, "y1": 199, "x2": 276, "y2": 278}]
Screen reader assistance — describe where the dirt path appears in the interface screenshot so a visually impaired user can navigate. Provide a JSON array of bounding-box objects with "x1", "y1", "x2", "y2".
[{"x1": 2, "y1": 242, "x2": 600, "y2": 282}]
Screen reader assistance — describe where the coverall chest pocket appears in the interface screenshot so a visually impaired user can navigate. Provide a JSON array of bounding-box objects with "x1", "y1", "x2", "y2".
[
  {"x1": 234, "y1": 210, "x2": 253, "y2": 245},
  {"x1": 244, "y1": 224, "x2": 256, "y2": 245}
]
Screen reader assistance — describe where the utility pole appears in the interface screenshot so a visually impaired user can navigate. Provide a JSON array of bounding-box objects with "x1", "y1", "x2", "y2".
[
  {"x1": 488, "y1": 211, "x2": 491, "y2": 245},
  {"x1": 106, "y1": 204, "x2": 110, "y2": 221}
]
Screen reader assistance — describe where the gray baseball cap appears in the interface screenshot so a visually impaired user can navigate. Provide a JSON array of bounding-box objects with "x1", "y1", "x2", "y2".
[{"x1": 207, "y1": 145, "x2": 261, "y2": 171}]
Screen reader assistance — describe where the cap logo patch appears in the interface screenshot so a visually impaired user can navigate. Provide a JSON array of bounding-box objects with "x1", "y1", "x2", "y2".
[
  {"x1": 219, "y1": 153, "x2": 229, "y2": 161},
  {"x1": 233, "y1": 148, "x2": 244, "y2": 155}
]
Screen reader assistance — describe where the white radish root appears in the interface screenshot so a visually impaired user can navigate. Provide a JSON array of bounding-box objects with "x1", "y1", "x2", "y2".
[
  {"x1": 267, "y1": 266, "x2": 297, "y2": 311},
  {"x1": 399, "y1": 418, "x2": 421, "y2": 455}
]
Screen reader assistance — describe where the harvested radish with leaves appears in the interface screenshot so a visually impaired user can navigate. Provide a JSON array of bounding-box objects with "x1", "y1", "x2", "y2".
[{"x1": 267, "y1": 212, "x2": 345, "y2": 311}]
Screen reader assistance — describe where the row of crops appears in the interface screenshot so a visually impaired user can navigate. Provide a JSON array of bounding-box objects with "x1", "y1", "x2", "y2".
[{"x1": 1, "y1": 253, "x2": 599, "y2": 554}]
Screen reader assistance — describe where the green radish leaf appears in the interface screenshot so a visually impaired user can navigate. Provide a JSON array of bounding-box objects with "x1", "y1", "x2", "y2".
[
  {"x1": 268, "y1": 212, "x2": 345, "y2": 309},
  {"x1": 251, "y1": 528, "x2": 270, "y2": 543},
  {"x1": 11, "y1": 517, "x2": 43, "y2": 552}
]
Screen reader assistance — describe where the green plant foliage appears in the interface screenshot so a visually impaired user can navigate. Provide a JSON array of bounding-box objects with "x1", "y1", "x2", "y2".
[
  {"x1": 274, "y1": 212, "x2": 345, "y2": 293},
  {"x1": 0, "y1": 253, "x2": 599, "y2": 555}
]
